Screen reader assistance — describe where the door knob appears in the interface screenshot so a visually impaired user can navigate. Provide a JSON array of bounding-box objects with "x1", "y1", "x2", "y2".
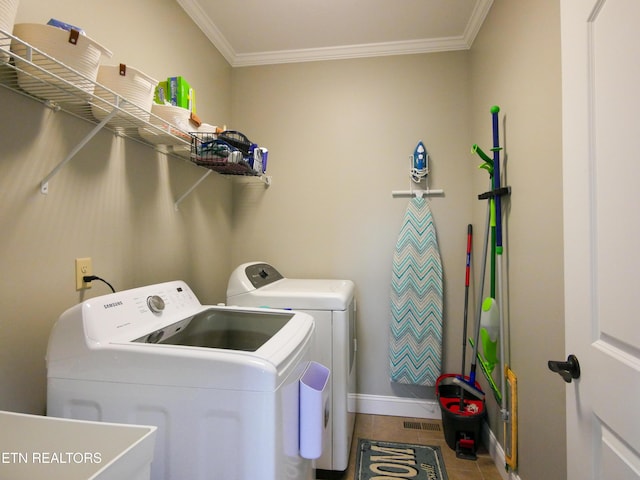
[{"x1": 548, "y1": 354, "x2": 580, "y2": 383}]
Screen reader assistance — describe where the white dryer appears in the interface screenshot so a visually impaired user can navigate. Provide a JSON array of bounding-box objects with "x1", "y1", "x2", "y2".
[
  {"x1": 47, "y1": 281, "x2": 327, "y2": 480},
  {"x1": 227, "y1": 262, "x2": 356, "y2": 473}
]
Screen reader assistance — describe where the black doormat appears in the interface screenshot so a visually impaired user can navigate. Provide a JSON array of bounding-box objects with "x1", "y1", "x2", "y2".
[{"x1": 355, "y1": 439, "x2": 448, "y2": 480}]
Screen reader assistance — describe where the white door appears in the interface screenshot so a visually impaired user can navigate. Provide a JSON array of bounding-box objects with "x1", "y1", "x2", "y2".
[{"x1": 561, "y1": 0, "x2": 640, "y2": 478}]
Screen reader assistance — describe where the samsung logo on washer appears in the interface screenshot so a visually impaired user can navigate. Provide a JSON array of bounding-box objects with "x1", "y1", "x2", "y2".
[{"x1": 103, "y1": 301, "x2": 123, "y2": 309}]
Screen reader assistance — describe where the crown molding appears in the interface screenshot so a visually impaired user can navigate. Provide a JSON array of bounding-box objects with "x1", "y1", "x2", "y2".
[
  {"x1": 175, "y1": 0, "x2": 236, "y2": 65},
  {"x1": 178, "y1": 0, "x2": 493, "y2": 67},
  {"x1": 464, "y1": 0, "x2": 494, "y2": 46},
  {"x1": 232, "y1": 36, "x2": 470, "y2": 67}
]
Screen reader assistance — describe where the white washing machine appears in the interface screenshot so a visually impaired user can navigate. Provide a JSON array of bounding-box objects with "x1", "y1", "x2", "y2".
[
  {"x1": 227, "y1": 262, "x2": 356, "y2": 473},
  {"x1": 47, "y1": 281, "x2": 328, "y2": 480}
]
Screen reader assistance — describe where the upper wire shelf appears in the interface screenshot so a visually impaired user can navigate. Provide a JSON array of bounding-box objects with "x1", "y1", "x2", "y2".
[
  {"x1": 0, "y1": 28, "x2": 270, "y2": 205},
  {"x1": 0, "y1": 28, "x2": 191, "y2": 151}
]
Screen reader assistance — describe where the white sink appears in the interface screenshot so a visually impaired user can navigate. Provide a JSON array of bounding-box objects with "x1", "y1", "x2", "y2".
[{"x1": 0, "y1": 411, "x2": 156, "y2": 480}]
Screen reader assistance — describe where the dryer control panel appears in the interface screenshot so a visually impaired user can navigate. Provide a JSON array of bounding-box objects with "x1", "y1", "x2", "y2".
[{"x1": 244, "y1": 263, "x2": 284, "y2": 288}]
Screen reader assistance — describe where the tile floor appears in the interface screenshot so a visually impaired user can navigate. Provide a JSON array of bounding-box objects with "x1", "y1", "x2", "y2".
[{"x1": 326, "y1": 413, "x2": 503, "y2": 480}]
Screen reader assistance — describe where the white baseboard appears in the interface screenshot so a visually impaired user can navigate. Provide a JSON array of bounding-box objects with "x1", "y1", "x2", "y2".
[
  {"x1": 350, "y1": 393, "x2": 521, "y2": 480},
  {"x1": 483, "y1": 423, "x2": 521, "y2": 480},
  {"x1": 350, "y1": 393, "x2": 441, "y2": 419}
]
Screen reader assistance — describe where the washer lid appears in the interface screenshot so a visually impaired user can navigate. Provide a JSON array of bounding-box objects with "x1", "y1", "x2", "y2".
[
  {"x1": 134, "y1": 307, "x2": 295, "y2": 352},
  {"x1": 47, "y1": 280, "x2": 316, "y2": 391}
]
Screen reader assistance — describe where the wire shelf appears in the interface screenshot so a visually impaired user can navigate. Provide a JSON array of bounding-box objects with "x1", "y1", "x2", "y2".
[
  {"x1": 0, "y1": 27, "x2": 271, "y2": 206},
  {"x1": 0, "y1": 28, "x2": 191, "y2": 150}
]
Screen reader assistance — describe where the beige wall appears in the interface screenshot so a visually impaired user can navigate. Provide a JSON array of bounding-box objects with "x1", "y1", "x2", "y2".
[
  {"x1": 469, "y1": 1, "x2": 565, "y2": 479},
  {"x1": 230, "y1": 53, "x2": 474, "y2": 399},
  {"x1": 0, "y1": 0, "x2": 233, "y2": 413}
]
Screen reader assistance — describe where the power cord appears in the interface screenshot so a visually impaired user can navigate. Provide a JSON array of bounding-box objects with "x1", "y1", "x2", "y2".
[{"x1": 82, "y1": 275, "x2": 116, "y2": 293}]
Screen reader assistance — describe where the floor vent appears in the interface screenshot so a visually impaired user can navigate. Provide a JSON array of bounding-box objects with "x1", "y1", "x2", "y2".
[{"x1": 403, "y1": 421, "x2": 441, "y2": 432}]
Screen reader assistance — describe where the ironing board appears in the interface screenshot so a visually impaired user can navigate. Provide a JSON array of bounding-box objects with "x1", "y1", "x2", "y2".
[{"x1": 390, "y1": 196, "x2": 443, "y2": 386}]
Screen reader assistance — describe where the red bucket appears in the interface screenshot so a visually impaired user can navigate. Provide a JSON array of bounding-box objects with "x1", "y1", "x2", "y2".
[{"x1": 436, "y1": 374, "x2": 486, "y2": 458}]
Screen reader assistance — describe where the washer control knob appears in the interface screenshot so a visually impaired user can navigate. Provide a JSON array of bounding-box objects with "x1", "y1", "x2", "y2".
[
  {"x1": 146, "y1": 330, "x2": 164, "y2": 344},
  {"x1": 147, "y1": 295, "x2": 165, "y2": 314}
]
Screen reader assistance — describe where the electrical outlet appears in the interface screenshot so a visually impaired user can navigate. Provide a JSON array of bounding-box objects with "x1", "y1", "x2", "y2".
[{"x1": 75, "y1": 257, "x2": 92, "y2": 290}]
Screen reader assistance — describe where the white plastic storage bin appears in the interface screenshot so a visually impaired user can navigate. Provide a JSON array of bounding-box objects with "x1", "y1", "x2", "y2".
[
  {"x1": 91, "y1": 64, "x2": 157, "y2": 123},
  {"x1": 150, "y1": 102, "x2": 192, "y2": 129},
  {"x1": 299, "y1": 361, "x2": 331, "y2": 460},
  {"x1": 0, "y1": 0, "x2": 19, "y2": 60},
  {"x1": 140, "y1": 102, "x2": 193, "y2": 145},
  {"x1": 11, "y1": 23, "x2": 112, "y2": 103}
]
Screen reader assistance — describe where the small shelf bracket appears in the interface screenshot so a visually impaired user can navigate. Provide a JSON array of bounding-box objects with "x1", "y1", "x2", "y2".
[
  {"x1": 174, "y1": 171, "x2": 272, "y2": 210},
  {"x1": 174, "y1": 169, "x2": 214, "y2": 210},
  {"x1": 391, "y1": 188, "x2": 444, "y2": 198},
  {"x1": 261, "y1": 175, "x2": 272, "y2": 187},
  {"x1": 40, "y1": 107, "x2": 119, "y2": 194}
]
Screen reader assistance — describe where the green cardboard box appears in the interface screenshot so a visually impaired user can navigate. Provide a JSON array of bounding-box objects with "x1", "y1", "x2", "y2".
[{"x1": 168, "y1": 76, "x2": 195, "y2": 111}]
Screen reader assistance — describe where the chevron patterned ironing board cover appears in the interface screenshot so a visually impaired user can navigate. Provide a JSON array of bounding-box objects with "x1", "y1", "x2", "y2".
[{"x1": 390, "y1": 196, "x2": 443, "y2": 386}]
